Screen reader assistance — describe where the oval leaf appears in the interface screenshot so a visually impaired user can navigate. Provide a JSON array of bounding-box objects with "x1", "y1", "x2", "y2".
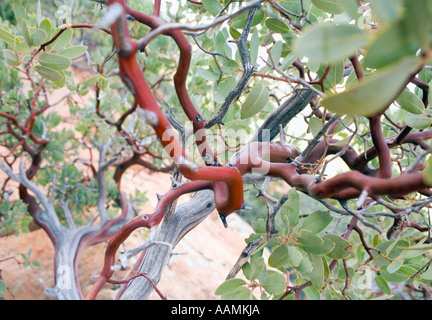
[
  {"x1": 375, "y1": 275, "x2": 392, "y2": 294},
  {"x1": 215, "y1": 278, "x2": 246, "y2": 296},
  {"x1": 50, "y1": 28, "x2": 73, "y2": 51},
  {"x1": 265, "y1": 18, "x2": 290, "y2": 34},
  {"x1": 0, "y1": 28, "x2": 17, "y2": 46},
  {"x1": 280, "y1": 188, "x2": 301, "y2": 228},
  {"x1": 250, "y1": 28, "x2": 259, "y2": 65},
  {"x1": 262, "y1": 271, "x2": 286, "y2": 295},
  {"x1": 387, "y1": 259, "x2": 403, "y2": 274},
  {"x1": 297, "y1": 230, "x2": 334, "y2": 255},
  {"x1": 268, "y1": 245, "x2": 290, "y2": 268},
  {"x1": 309, "y1": 254, "x2": 325, "y2": 289},
  {"x1": 230, "y1": 10, "x2": 264, "y2": 29},
  {"x1": 268, "y1": 40, "x2": 283, "y2": 65},
  {"x1": 364, "y1": 19, "x2": 420, "y2": 69},
  {"x1": 404, "y1": 113, "x2": 432, "y2": 129},
  {"x1": 52, "y1": 70, "x2": 66, "y2": 88},
  {"x1": 421, "y1": 268, "x2": 432, "y2": 280},
  {"x1": 249, "y1": 256, "x2": 265, "y2": 281},
  {"x1": 13, "y1": 0, "x2": 27, "y2": 23},
  {"x1": 294, "y1": 24, "x2": 367, "y2": 63},
  {"x1": 287, "y1": 245, "x2": 303, "y2": 267},
  {"x1": 311, "y1": 0, "x2": 344, "y2": 14},
  {"x1": 241, "y1": 82, "x2": 269, "y2": 119},
  {"x1": 396, "y1": 89, "x2": 425, "y2": 114},
  {"x1": 34, "y1": 65, "x2": 64, "y2": 82},
  {"x1": 197, "y1": 67, "x2": 220, "y2": 81},
  {"x1": 39, "y1": 18, "x2": 52, "y2": 39},
  {"x1": 321, "y1": 57, "x2": 420, "y2": 117},
  {"x1": 3, "y1": 49, "x2": 20, "y2": 67},
  {"x1": 322, "y1": 234, "x2": 353, "y2": 259},
  {"x1": 424, "y1": 155, "x2": 432, "y2": 186},
  {"x1": 30, "y1": 29, "x2": 47, "y2": 46},
  {"x1": 202, "y1": 0, "x2": 223, "y2": 16},
  {"x1": 302, "y1": 210, "x2": 332, "y2": 234},
  {"x1": 38, "y1": 53, "x2": 72, "y2": 70},
  {"x1": 59, "y1": 45, "x2": 87, "y2": 59},
  {"x1": 20, "y1": 19, "x2": 32, "y2": 47}
]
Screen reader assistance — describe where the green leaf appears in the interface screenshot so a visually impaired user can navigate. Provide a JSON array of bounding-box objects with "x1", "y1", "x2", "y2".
[
  {"x1": 287, "y1": 245, "x2": 303, "y2": 267},
  {"x1": 322, "y1": 234, "x2": 352, "y2": 259},
  {"x1": 380, "y1": 269, "x2": 408, "y2": 283},
  {"x1": 197, "y1": 67, "x2": 220, "y2": 81},
  {"x1": 387, "y1": 260, "x2": 403, "y2": 274},
  {"x1": 3, "y1": 49, "x2": 20, "y2": 67},
  {"x1": 20, "y1": 19, "x2": 32, "y2": 47},
  {"x1": 302, "y1": 210, "x2": 332, "y2": 234},
  {"x1": 229, "y1": 26, "x2": 241, "y2": 39},
  {"x1": 214, "y1": 30, "x2": 231, "y2": 58},
  {"x1": 363, "y1": 18, "x2": 420, "y2": 69},
  {"x1": 396, "y1": 89, "x2": 425, "y2": 114},
  {"x1": 240, "y1": 82, "x2": 269, "y2": 119},
  {"x1": 429, "y1": 80, "x2": 432, "y2": 111},
  {"x1": 13, "y1": 0, "x2": 26, "y2": 23},
  {"x1": 398, "y1": 265, "x2": 418, "y2": 277},
  {"x1": 297, "y1": 230, "x2": 334, "y2": 255},
  {"x1": 268, "y1": 40, "x2": 283, "y2": 66},
  {"x1": 221, "y1": 58, "x2": 238, "y2": 74},
  {"x1": 52, "y1": 70, "x2": 66, "y2": 88},
  {"x1": 202, "y1": 0, "x2": 223, "y2": 16},
  {"x1": 311, "y1": 0, "x2": 344, "y2": 14},
  {"x1": 265, "y1": 18, "x2": 290, "y2": 34},
  {"x1": 423, "y1": 156, "x2": 432, "y2": 187},
  {"x1": 281, "y1": 188, "x2": 301, "y2": 229},
  {"x1": 39, "y1": 18, "x2": 52, "y2": 39},
  {"x1": 262, "y1": 271, "x2": 286, "y2": 295},
  {"x1": 251, "y1": 218, "x2": 266, "y2": 234},
  {"x1": 214, "y1": 76, "x2": 236, "y2": 103},
  {"x1": 297, "y1": 252, "x2": 313, "y2": 273},
  {"x1": 403, "y1": 0, "x2": 432, "y2": 50},
  {"x1": 309, "y1": 254, "x2": 324, "y2": 289},
  {"x1": 34, "y1": 65, "x2": 64, "y2": 82},
  {"x1": 374, "y1": 275, "x2": 392, "y2": 295},
  {"x1": 281, "y1": 51, "x2": 298, "y2": 71},
  {"x1": 294, "y1": 23, "x2": 367, "y2": 64},
  {"x1": 404, "y1": 113, "x2": 432, "y2": 130},
  {"x1": 250, "y1": 28, "x2": 259, "y2": 65},
  {"x1": 368, "y1": 0, "x2": 403, "y2": 24},
  {"x1": 50, "y1": 28, "x2": 73, "y2": 51},
  {"x1": 30, "y1": 29, "x2": 47, "y2": 47},
  {"x1": 304, "y1": 285, "x2": 321, "y2": 300},
  {"x1": 58, "y1": 45, "x2": 87, "y2": 59},
  {"x1": 249, "y1": 255, "x2": 265, "y2": 281},
  {"x1": 321, "y1": 56, "x2": 420, "y2": 117},
  {"x1": 38, "y1": 53, "x2": 71, "y2": 71},
  {"x1": 324, "y1": 60, "x2": 344, "y2": 89},
  {"x1": 0, "y1": 28, "x2": 17, "y2": 46},
  {"x1": 268, "y1": 245, "x2": 290, "y2": 268},
  {"x1": 421, "y1": 268, "x2": 432, "y2": 280},
  {"x1": 215, "y1": 278, "x2": 247, "y2": 296},
  {"x1": 339, "y1": 0, "x2": 362, "y2": 20},
  {"x1": 230, "y1": 10, "x2": 265, "y2": 29}
]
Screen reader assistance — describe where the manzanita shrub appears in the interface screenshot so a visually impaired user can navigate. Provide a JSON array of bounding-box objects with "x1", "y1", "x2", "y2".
[{"x1": 0, "y1": 0, "x2": 432, "y2": 300}]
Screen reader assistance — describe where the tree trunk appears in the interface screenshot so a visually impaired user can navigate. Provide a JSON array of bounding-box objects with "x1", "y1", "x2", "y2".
[
  {"x1": 118, "y1": 190, "x2": 215, "y2": 300},
  {"x1": 45, "y1": 233, "x2": 83, "y2": 300}
]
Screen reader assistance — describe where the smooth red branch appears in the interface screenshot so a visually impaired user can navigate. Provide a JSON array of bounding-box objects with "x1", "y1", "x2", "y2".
[{"x1": 107, "y1": 0, "x2": 244, "y2": 216}]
